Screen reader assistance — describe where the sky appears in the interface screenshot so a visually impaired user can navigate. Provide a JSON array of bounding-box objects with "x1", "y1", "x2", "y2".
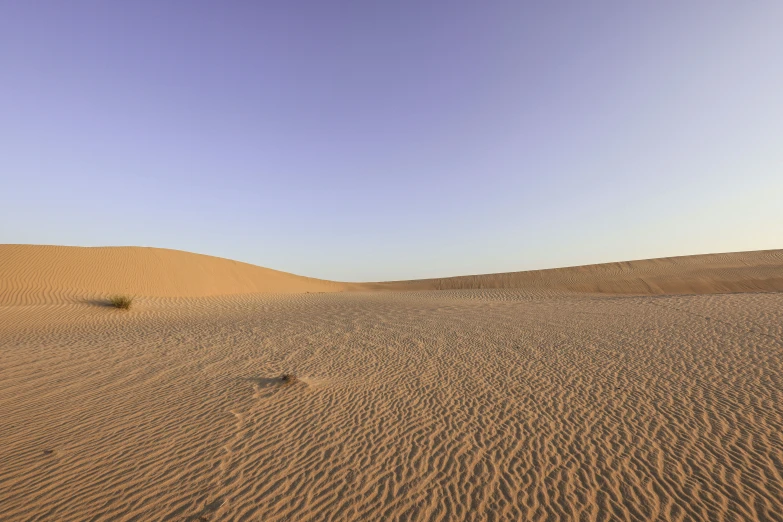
[{"x1": 1, "y1": 1, "x2": 781, "y2": 281}]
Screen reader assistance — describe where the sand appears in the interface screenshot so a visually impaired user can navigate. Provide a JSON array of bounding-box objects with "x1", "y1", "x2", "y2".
[{"x1": 1, "y1": 245, "x2": 782, "y2": 521}]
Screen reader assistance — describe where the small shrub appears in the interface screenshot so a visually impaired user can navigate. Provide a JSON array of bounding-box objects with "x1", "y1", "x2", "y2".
[
  {"x1": 280, "y1": 374, "x2": 297, "y2": 384},
  {"x1": 109, "y1": 295, "x2": 133, "y2": 310}
]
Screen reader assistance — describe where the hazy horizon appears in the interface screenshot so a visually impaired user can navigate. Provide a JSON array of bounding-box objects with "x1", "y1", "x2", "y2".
[{"x1": 2, "y1": 2, "x2": 781, "y2": 280}]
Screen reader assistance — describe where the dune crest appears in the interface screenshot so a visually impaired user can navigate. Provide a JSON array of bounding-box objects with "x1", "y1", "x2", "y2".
[
  {"x1": 0, "y1": 244, "x2": 346, "y2": 305},
  {"x1": 1, "y1": 245, "x2": 781, "y2": 307},
  {"x1": 374, "y1": 249, "x2": 783, "y2": 295}
]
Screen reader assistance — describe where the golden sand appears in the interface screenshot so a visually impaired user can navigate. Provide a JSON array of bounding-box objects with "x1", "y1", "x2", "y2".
[{"x1": 1, "y1": 245, "x2": 781, "y2": 520}]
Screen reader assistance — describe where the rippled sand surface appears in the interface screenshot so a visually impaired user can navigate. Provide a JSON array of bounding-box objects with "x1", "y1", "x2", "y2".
[{"x1": 2, "y1": 287, "x2": 782, "y2": 521}]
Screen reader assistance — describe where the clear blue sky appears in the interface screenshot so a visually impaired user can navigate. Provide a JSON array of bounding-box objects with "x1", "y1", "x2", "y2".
[{"x1": 2, "y1": 2, "x2": 781, "y2": 281}]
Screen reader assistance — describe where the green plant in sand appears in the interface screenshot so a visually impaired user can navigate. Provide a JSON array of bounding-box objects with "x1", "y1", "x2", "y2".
[{"x1": 109, "y1": 295, "x2": 134, "y2": 310}]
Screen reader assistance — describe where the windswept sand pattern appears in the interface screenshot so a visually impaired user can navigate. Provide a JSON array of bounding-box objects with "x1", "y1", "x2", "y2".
[{"x1": 1, "y1": 290, "x2": 782, "y2": 521}]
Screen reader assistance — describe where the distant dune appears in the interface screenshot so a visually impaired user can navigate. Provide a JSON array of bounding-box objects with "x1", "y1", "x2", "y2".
[
  {"x1": 373, "y1": 249, "x2": 783, "y2": 295},
  {"x1": 1, "y1": 245, "x2": 782, "y2": 306},
  {"x1": 0, "y1": 244, "x2": 346, "y2": 305}
]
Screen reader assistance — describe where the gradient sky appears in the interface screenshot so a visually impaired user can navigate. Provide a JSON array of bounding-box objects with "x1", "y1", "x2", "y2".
[{"x1": 2, "y1": 2, "x2": 781, "y2": 281}]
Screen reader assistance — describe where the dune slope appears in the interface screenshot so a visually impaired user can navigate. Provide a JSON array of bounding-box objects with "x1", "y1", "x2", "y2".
[
  {"x1": 373, "y1": 249, "x2": 783, "y2": 295},
  {"x1": 0, "y1": 244, "x2": 347, "y2": 305},
  {"x1": 1, "y1": 245, "x2": 781, "y2": 308}
]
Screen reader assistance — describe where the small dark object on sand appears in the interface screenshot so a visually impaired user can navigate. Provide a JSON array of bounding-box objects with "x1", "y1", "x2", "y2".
[
  {"x1": 43, "y1": 449, "x2": 54, "y2": 455},
  {"x1": 281, "y1": 374, "x2": 296, "y2": 384}
]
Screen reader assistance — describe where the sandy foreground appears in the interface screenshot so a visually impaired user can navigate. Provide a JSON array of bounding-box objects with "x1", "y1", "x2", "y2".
[{"x1": 1, "y1": 246, "x2": 782, "y2": 521}]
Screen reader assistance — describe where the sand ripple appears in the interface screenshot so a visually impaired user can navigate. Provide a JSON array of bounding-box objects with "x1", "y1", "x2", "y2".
[{"x1": 1, "y1": 290, "x2": 782, "y2": 521}]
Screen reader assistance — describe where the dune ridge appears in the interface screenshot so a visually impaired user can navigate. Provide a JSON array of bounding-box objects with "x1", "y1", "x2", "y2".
[
  {"x1": 372, "y1": 249, "x2": 783, "y2": 295},
  {"x1": 1, "y1": 245, "x2": 782, "y2": 307},
  {"x1": 0, "y1": 244, "x2": 346, "y2": 305}
]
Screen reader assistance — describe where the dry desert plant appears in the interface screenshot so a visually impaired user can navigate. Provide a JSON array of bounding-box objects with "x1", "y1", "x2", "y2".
[{"x1": 109, "y1": 295, "x2": 134, "y2": 310}]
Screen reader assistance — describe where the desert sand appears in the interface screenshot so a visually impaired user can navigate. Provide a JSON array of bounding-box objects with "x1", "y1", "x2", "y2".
[{"x1": 1, "y1": 245, "x2": 782, "y2": 521}]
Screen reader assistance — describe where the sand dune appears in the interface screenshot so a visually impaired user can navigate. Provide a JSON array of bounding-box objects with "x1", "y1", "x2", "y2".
[
  {"x1": 1, "y1": 245, "x2": 782, "y2": 521},
  {"x1": 373, "y1": 249, "x2": 783, "y2": 295},
  {"x1": 2, "y1": 245, "x2": 782, "y2": 307},
  {"x1": 0, "y1": 245, "x2": 346, "y2": 306}
]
